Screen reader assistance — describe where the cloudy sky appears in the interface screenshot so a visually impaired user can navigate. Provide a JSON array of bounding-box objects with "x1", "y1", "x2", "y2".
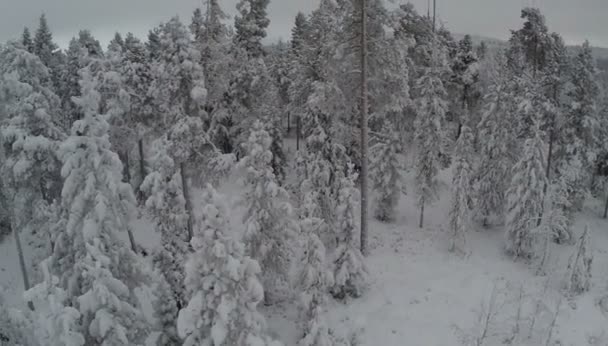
[{"x1": 0, "y1": 0, "x2": 606, "y2": 49}]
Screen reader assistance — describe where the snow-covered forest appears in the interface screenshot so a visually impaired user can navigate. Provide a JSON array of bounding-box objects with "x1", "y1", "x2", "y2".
[{"x1": 1, "y1": 1, "x2": 608, "y2": 345}]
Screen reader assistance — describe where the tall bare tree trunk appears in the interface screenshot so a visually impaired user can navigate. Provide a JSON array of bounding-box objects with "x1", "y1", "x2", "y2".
[
  {"x1": 122, "y1": 150, "x2": 131, "y2": 183},
  {"x1": 11, "y1": 219, "x2": 34, "y2": 311},
  {"x1": 603, "y1": 190, "x2": 608, "y2": 219},
  {"x1": 296, "y1": 114, "x2": 300, "y2": 151},
  {"x1": 419, "y1": 201, "x2": 425, "y2": 229},
  {"x1": 137, "y1": 139, "x2": 146, "y2": 201},
  {"x1": 180, "y1": 163, "x2": 194, "y2": 241},
  {"x1": 138, "y1": 139, "x2": 145, "y2": 181},
  {"x1": 359, "y1": 0, "x2": 369, "y2": 256},
  {"x1": 432, "y1": 0, "x2": 436, "y2": 31},
  {"x1": 126, "y1": 225, "x2": 138, "y2": 254}
]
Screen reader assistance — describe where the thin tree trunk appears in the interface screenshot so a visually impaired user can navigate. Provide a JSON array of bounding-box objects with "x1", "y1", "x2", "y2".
[
  {"x1": 432, "y1": 0, "x2": 436, "y2": 32},
  {"x1": 122, "y1": 150, "x2": 131, "y2": 183},
  {"x1": 296, "y1": 114, "x2": 300, "y2": 151},
  {"x1": 126, "y1": 224, "x2": 138, "y2": 253},
  {"x1": 359, "y1": 0, "x2": 370, "y2": 256},
  {"x1": 419, "y1": 201, "x2": 425, "y2": 229},
  {"x1": 138, "y1": 139, "x2": 145, "y2": 181},
  {"x1": 603, "y1": 190, "x2": 608, "y2": 219},
  {"x1": 137, "y1": 139, "x2": 145, "y2": 201},
  {"x1": 287, "y1": 111, "x2": 291, "y2": 133},
  {"x1": 12, "y1": 220, "x2": 34, "y2": 311},
  {"x1": 180, "y1": 162, "x2": 194, "y2": 241}
]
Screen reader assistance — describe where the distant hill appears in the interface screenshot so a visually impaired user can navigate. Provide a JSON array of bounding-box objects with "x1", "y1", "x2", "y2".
[{"x1": 453, "y1": 33, "x2": 608, "y2": 61}]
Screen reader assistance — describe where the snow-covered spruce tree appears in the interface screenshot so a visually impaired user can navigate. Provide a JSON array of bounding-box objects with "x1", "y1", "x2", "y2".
[
  {"x1": 562, "y1": 41, "x2": 601, "y2": 210},
  {"x1": 414, "y1": 65, "x2": 447, "y2": 228},
  {"x1": 153, "y1": 272, "x2": 180, "y2": 346},
  {"x1": 450, "y1": 34, "x2": 480, "y2": 133},
  {"x1": 0, "y1": 288, "x2": 37, "y2": 346},
  {"x1": 296, "y1": 192, "x2": 335, "y2": 346},
  {"x1": 21, "y1": 27, "x2": 34, "y2": 53},
  {"x1": 33, "y1": 14, "x2": 58, "y2": 69},
  {"x1": 24, "y1": 259, "x2": 85, "y2": 346},
  {"x1": 177, "y1": 185, "x2": 281, "y2": 346},
  {"x1": 542, "y1": 176, "x2": 573, "y2": 245},
  {"x1": 239, "y1": 121, "x2": 295, "y2": 304},
  {"x1": 298, "y1": 237, "x2": 335, "y2": 346},
  {"x1": 505, "y1": 122, "x2": 547, "y2": 259},
  {"x1": 449, "y1": 123, "x2": 474, "y2": 254},
  {"x1": 474, "y1": 63, "x2": 516, "y2": 227},
  {"x1": 0, "y1": 42, "x2": 64, "y2": 286},
  {"x1": 564, "y1": 226, "x2": 592, "y2": 295},
  {"x1": 332, "y1": 165, "x2": 368, "y2": 300},
  {"x1": 47, "y1": 67, "x2": 152, "y2": 344},
  {"x1": 370, "y1": 122, "x2": 405, "y2": 222},
  {"x1": 140, "y1": 137, "x2": 189, "y2": 312}
]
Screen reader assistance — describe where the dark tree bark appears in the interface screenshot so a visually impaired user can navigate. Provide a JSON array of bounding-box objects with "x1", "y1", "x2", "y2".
[{"x1": 359, "y1": 0, "x2": 370, "y2": 255}]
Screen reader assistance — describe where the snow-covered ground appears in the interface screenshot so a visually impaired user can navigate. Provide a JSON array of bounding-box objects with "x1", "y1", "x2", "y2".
[{"x1": 1, "y1": 156, "x2": 607, "y2": 346}]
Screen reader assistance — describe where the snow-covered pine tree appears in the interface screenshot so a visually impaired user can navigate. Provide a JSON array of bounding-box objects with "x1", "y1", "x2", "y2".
[
  {"x1": 177, "y1": 185, "x2": 280, "y2": 346},
  {"x1": 228, "y1": 0, "x2": 286, "y2": 177},
  {"x1": 46, "y1": 67, "x2": 152, "y2": 344},
  {"x1": 190, "y1": 1, "x2": 232, "y2": 156},
  {"x1": 58, "y1": 30, "x2": 104, "y2": 131},
  {"x1": 234, "y1": 0, "x2": 270, "y2": 58},
  {"x1": 564, "y1": 226, "x2": 592, "y2": 295},
  {"x1": 449, "y1": 123, "x2": 474, "y2": 254},
  {"x1": 414, "y1": 65, "x2": 447, "y2": 228},
  {"x1": 107, "y1": 33, "x2": 125, "y2": 54},
  {"x1": 146, "y1": 26, "x2": 162, "y2": 60},
  {"x1": 147, "y1": 16, "x2": 209, "y2": 239},
  {"x1": 122, "y1": 32, "x2": 154, "y2": 191},
  {"x1": 332, "y1": 165, "x2": 368, "y2": 300},
  {"x1": 541, "y1": 33, "x2": 569, "y2": 181},
  {"x1": 239, "y1": 121, "x2": 295, "y2": 304},
  {"x1": 370, "y1": 122, "x2": 405, "y2": 222},
  {"x1": 0, "y1": 42, "x2": 64, "y2": 288},
  {"x1": 505, "y1": 121, "x2": 547, "y2": 259}
]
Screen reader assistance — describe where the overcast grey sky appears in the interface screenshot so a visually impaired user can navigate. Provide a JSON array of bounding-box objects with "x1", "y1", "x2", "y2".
[{"x1": 0, "y1": 0, "x2": 606, "y2": 49}]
